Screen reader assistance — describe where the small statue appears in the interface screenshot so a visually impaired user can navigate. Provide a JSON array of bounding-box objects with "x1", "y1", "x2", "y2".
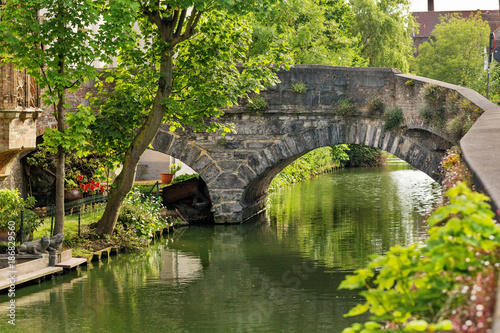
[
  {"x1": 47, "y1": 233, "x2": 64, "y2": 252},
  {"x1": 18, "y1": 236, "x2": 50, "y2": 255}
]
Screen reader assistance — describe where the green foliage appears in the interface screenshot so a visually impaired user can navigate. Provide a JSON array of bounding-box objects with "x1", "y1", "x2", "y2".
[
  {"x1": 368, "y1": 97, "x2": 385, "y2": 116},
  {"x1": 421, "y1": 84, "x2": 447, "y2": 127},
  {"x1": 337, "y1": 98, "x2": 356, "y2": 116},
  {"x1": 469, "y1": 61, "x2": 500, "y2": 102},
  {"x1": 340, "y1": 182, "x2": 500, "y2": 332},
  {"x1": 292, "y1": 82, "x2": 308, "y2": 94},
  {"x1": 247, "y1": 95, "x2": 268, "y2": 112},
  {"x1": 26, "y1": 146, "x2": 104, "y2": 188},
  {"x1": 349, "y1": 0, "x2": 416, "y2": 72},
  {"x1": 404, "y1": 80, "x2": 415, "y2": 87},
  {"x1": 414, "y1": 13, "x2": 490, "y2": 86},
  {"x1": 269, "y1": 146, "x2": 349, "y2": 191},
  {"x1": 342, "y1": 145, "x2": 382, "y2": 168},
  {"x1": 170, "y1": 174, "x2": 199, "y2": 185},
  {"x1": 249, "y1": 0, "x2": 366, "y2": 67},
  {"x1": 383, "y1": 107, "x2": 403, "y2": 130},
  {"x1": 420, "y1": 83, "x2": 483, "y2": 138},
  {"x1": 0, "y1": 189, "x2": 40, "y2": 238},
  {"x1": 118, "y1": 190, "x2": 170, "y2": 239}
]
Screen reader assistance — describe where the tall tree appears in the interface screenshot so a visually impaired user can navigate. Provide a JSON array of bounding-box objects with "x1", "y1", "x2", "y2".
[
  {"x1": 0, "y1": 0, "x2": 132, "y2": 234},
  {"x1": 92, "y1": 1, "x2": 287, "y2": 235},
  {"x1": 349, "y1": 0, "x2": 416, "y2": 72},
  {"x1": 415, "y1": 13, "x2": 490, "y2": 86},
  {"x1": 249, "y1": 0, "x2": 366, "y2": 67}
]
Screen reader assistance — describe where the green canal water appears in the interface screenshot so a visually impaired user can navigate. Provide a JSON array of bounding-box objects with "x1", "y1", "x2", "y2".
[{"x1": 0, "y1": 159, "x2": 441, "y2": 333}]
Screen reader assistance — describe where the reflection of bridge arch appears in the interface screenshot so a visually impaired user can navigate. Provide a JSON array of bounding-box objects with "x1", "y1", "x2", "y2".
[{"x1": 151, "y1": 65, "x2": 493, "y2": 223}]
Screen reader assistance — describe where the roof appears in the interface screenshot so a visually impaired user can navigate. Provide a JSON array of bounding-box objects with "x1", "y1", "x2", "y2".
[{"x1": 412, "y1": 10, "x2": 500, "y2": 38}]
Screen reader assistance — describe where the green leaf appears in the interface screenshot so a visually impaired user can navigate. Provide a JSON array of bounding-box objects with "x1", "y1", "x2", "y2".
[{"x1": 404, "y1": 320, "x2": 429, "y2": 332}]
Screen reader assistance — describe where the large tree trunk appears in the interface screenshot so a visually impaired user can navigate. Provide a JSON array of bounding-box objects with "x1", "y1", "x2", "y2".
[
  {"x1": 95, "y1": 54, "x2": 173, "y2": 235},
  {"x1": 53, "y1": 91, "x2": 65, "y2": 235}
]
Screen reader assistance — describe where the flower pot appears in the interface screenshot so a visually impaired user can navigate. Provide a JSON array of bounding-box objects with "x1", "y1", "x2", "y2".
[
  {"x1": 160, "y1": 173, "x2": 173, "y2": 184},
  {"x1": 64, "y1": 188, "x2": 83, "y2": 202},
  {"x1": 0, "y1": 229, "x2": 9, "y2": 243}
]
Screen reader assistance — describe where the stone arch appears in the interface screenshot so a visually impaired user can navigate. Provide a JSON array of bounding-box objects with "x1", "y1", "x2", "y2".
[
  {"x1": 151, "y1": 127, "x2": 222, "y2": 201},
  {"x1": 240, "y1": 121, "x2": 451, "y2": 213}
]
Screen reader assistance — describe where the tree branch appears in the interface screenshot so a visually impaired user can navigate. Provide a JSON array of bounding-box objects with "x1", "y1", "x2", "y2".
[{"x1": 174, "y1": 9, "x2": 187, "y2": 37}]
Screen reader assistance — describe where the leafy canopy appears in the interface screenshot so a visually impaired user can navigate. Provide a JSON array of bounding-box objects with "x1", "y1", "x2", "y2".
[
  {"x1": 249, "y1": 0, "x2": 366, "y2": 66},
  {"x1": 349, "y1": 0, "x2": 416, "y2": 72},
  {"x1": 414, "y1": 13, "x2": 490, "y2": 86},
  {"x1": 79, "y1": 0, "x2": 289, "y2": 169}
]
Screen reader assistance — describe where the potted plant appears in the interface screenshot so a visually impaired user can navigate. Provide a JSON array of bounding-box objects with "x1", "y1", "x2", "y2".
[
  {"x1": 64, "y1": 176, "x2": 83, "y2": 202},
  {"x1": 161, "y1": 162, "x2": 181, "y2": 184}
]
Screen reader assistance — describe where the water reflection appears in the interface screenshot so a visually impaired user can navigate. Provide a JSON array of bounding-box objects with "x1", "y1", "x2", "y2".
[{"x1": 0, "y1": 162, "x2": 440, "y2": 333}]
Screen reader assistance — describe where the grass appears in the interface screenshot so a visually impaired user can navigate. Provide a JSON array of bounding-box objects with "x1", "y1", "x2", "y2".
[{"x1": 33, "y1": 202, "x2": 106, "y2": 241}]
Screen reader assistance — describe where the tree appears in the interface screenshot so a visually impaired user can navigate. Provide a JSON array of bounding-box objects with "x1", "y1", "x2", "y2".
[
  {"x1": 91, "y1": 1, "x2": 287, "y2": 235},
  {"x1": 349, "y1": 0, "x2": 416, "y2": 72},
  {"x1": 0, "y1": 0, "x2": 132, "y2": 235},
  {"x1": 415, "y1": 13, "x2": 490, "y2": 87},
  {"x1": 249, "y1": 0, "x2": 366, "y2": 67}
]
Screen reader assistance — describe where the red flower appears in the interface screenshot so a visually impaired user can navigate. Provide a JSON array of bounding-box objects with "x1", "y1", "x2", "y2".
[
  {"x1": 89, "y1": 184, "x2": 96, "y2": 191},
  {"x1": 95, "y1": 182, "x2": 100, "y2": 187},
  {"x1": 90, "y1": 179, "x2": 95, "y2": 184},
  {"x1": 80, "y1": 183, "x2": 87, "y2": 192},
  {"x1": 100, "y1": 186, "x2": 105, "y2": 192},
  {"x1": 77, "y1": 175, "x2": 83, "y2": 181}
]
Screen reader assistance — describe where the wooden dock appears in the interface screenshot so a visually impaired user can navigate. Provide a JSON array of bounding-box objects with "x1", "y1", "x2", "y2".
[
  {"x1": 91, "y1": 247, "x2": 119, "y2": 262},
  {"x1": 55, "y1": 257, "x2": 88, "y2": 270},
  {"x1": 0, "y1": 266, "x2": 63, "y2": 291}
]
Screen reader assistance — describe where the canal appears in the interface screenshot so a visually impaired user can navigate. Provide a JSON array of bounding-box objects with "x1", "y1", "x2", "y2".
[{"x1": 0, "y1": 158, "x2": 441, "y2": 332}]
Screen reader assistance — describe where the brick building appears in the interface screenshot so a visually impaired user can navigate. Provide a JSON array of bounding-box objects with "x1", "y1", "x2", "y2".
[{"x1": 412, "y1": 0, "x2": 500, "y2": 54}]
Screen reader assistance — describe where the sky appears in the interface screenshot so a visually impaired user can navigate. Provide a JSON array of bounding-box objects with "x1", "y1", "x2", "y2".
[{"x1": 411, "y1": 0, "x2": 500, "y2": 12}]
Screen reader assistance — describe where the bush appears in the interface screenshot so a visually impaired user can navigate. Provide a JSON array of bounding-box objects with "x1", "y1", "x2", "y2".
[
  {"x1": 170, "y1": 173, "x2": 199, "y2": 185},
  {"x1": 337, "y1": 98, "x2": 356, "y2": 116},
  {"x1": 292, "y1": 81, "x2": 307, "y2": 93},
  {"x1": 368, "y1": 97, "x2": 385, "y2": 116},
  {"x1": 0, "y1": 189, "x2": 40, "y2": 240},
  {"x1": 342, "y1": 144, "x2": 382, "y2": 168},
  {"x1": 269, "y1": 146, "x2": 349, "y2": 191},
  {"x1": 117, "y1": 189, "x2": 170, "y2": 239},
  {"x1": 247, "y1": 95, "x2": 267, "y2": 111},
  {"x1": 383, "y1": 107, "x2": 403, "y2": 130},
  {"x1": 340, "y1": 182, "x2": 500, "y2": 333}
]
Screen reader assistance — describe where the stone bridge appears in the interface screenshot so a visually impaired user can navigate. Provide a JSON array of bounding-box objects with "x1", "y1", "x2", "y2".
[{"x1": 151, "y1": 65, "x2": 498, "y2": 223}]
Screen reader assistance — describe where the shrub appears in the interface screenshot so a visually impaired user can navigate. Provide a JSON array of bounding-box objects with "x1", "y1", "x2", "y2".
[
  {"x1": 383, "y1": 107, "x2": 403, "y2": 130},
  {"x1": 292, "y1": 81, "x2": 307, "y2": 93},
  {"x1": 446, "y1": 113, "x2": 468, "y2": 139},
  {"x1": 340, "y1": 182, "x2": 500, "y2": 333},
  {"x1": 117, "y1": 189, "x2": 170, "y2": 239},
  {"x1": 440, "y1": 146, "x2": 472, "y2": 194},
  {"x1": 171, "y1": 174, "x2": 199, "y2": 185},
  {"x1": 342, "y1": 144, "x2": 382, "y2": 168},
  {"x1": 404, "y1": 79, "x2": 415, "y2": 87},
  {"x1": 420, "y1": 106, "x2": 444, "y2": 128},
  {"x1": 368, "y1": 97, "x2": 385, "y2": 116},
  {"x1": 0, "y1": 189, "x2": 40, "y2": 240},
  {"x1": 423, "y1": 83, "x2": 446, "y2": 106},
  {"x1": 247, "y1": 95, "x2": 267, "y2": 111},
  {"x1": 337, "y1": 98, "x2": 356, "y2": 116}
]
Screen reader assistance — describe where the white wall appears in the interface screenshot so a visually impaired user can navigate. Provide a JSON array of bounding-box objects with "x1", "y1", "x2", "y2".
[{"x1": 135, "y1": 149, "x2": 196, "y2": 181}]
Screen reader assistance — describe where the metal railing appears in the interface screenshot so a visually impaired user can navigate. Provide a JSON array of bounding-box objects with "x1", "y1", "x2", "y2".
[{"x1": 45, "y1": 194, "x2": 108, "y2": 238}]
